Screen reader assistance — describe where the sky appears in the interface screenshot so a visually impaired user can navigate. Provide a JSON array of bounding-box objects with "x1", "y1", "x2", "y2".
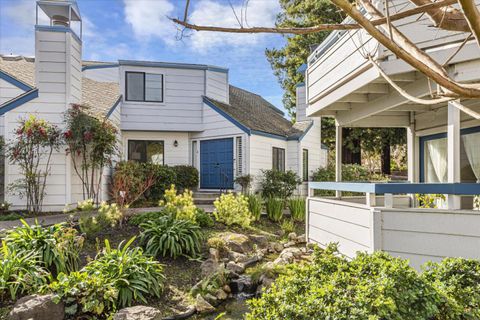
[{"x1": 0, "y1": 0, "x2": 289, "y2": 114}]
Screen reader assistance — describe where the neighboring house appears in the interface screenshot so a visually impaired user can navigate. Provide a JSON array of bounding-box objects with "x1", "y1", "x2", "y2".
[
  {"x1": 0, "y1": 0, "x2": 326, "y2": 211},
  {"x1": 304, "y1": 0, "x2": 480, "y2": 269}
]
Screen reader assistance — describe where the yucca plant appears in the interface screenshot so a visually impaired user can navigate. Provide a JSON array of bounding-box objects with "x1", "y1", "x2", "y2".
[
  {"x1": 266, "y1": 197, "x2": 284, "y2": 222},
  {"x1": 247, "y1": 194, "x2": 263, "y2": 221},
  {"x1": 288, "y1": 197, "x2": 306, "y2": 222},
  {"x1": 0, "y1": 241, "x2": 49, "y2": 301},
  {"x1": 84, "y1": 237, "x2": 165, "y2": 308},
  {"x1": 140, "y1": 215, "x2": 203, "y2": 258},
  {"x1": 4, "y1": 219, "x2": 83, "y2": 275}
]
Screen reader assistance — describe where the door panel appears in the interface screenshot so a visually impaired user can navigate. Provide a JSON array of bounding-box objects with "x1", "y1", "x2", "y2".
[{"x1": 200, "y1": 138, "x2": 234, "y2": 189}]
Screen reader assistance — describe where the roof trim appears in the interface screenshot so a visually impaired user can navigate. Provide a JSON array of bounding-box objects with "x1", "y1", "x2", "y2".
[
  {"x1": 119, "y1": 60, "x2": 228, "y2": 73},
  {"x1": 35, "y1": 25, "x2": 82, "y2": 44},
  {"x1": 82, "y1": 64, "x2": 119, "y2": 71},
  {"x1": 202, "y1": 96, "x2": 251, "y2": 135},
  {"x1": 105, "y1": 95, "x2": 122, "y2": 119},
  {"x1": 0, "y1": 70, "x2": 33, "y2": 91},
  {"x1": 0, "y1": 88, "x2": 39, "y2": 115},
  {"x1": 288, "y1": 121, "x2": 314, "y2": 141}
]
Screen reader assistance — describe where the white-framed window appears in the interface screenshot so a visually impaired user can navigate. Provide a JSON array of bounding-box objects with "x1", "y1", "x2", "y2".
[
  {"x1": 128, "y1": 140, "x2": 164, "y2": 164},
  {"x1": 125, "y1": 71, "x2": 164, "y2": 102},
  {"x1": 302, "y1": 149, "x2": 309, "y2": 181},
  {"x1": 272, "y1": 147, "x2": 285, "y2": 172}
]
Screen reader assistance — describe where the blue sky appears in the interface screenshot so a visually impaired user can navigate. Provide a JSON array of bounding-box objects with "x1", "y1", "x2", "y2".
[{"x1": 0, "y1": 0, "x2": 289, "y2": 114}]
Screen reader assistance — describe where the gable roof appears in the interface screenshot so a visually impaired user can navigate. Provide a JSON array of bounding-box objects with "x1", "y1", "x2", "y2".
[
  {"x1": 204, "y1": 85, "x2": 311, "y2": 140},
  {"x1": 0, "y1": 55, "x2": 120, "y2": 117}
]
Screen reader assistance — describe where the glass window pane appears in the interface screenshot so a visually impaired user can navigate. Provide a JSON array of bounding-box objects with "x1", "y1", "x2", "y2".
[
  {"x1": 145, "y1": 73, "x2": 163, "y2": 102},
  {"x1": 303, "y1": 149, "x2": 309, "y2": 181},
  {"x1": 461, "y1": 131, "x2": 480, "y2": 182},
  {"x1": 126, "y1": 73, "x2": 144, "y2": 101},
  {"x1": 147, "y1": 141, "x2": 164, "y2": 164},
  {"x1": 128, "y1": 140, "x2": 146, "y2": 162},
  {"x1": 424, "y1": 138, "x2": 447, "y2": 182}
]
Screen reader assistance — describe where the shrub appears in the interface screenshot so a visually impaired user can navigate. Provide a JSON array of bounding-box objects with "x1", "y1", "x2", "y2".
[
  {"x1": 111, "y1": 161, "x2": 156, "y2": 207},
  {"x1": 265, "y1": 197, "x2": 283, "y2": 222},
  {"x1": 128, "y1": 211, "x2": 167, "y2": 226},
  {"x1": 84, "y1": 238, "x2": 164, "y2": 308},
  {"x1": 76, "y1": 198, "x2": 95, "y2": 211},
  {"x1": 196, "y1": 208, "x2": 214, "y2": 227},
  {"x1": 173, "y1": 165, "x2": 199, "y2": 191},
  {"x1": 79, "y1": 202, "x2": 123, "y2": 238},
  {"x1": 140, "y1": 215, "x2": 203, "y2": 258},
  {"x1": 247, "y1": 244, "x2": 446, "y2": 320},
  {"x1": 213, "y1": 192, "x2": 252, "y2": 228},
  {"x1": 247, "y1": 194, "x2": 263, "y2": 221},
  {"x1": 423, "y1": 258, "x2": 480, "y2": 319},
  {"x1": 144, "y1": 164, "x2": 177, "y2": 201},
  {"x1": 280, "y1": 219, "x2": 295, "y2": 235},
  {"x1": 235, "y1": 174, "x2": 253, "y2": 194},
  {"x1": 207, "y1": 237, "x2": 227, "y2": 253},
  {"x1": 416, "y1": 194, "x2": 446, "y2": 208},
  {"x1": 287, "y1": 197, "x2": 306, "y2": 222},
  {"x1": 160, "y1": 185, "x2": 197, "y2": 222},
  {"x1": 0, "y1": 242, "x2": 49, "y2": 302},
  {"x1": 0, "y1": 212, "x2": 23, "y2": 222},
  {"x1": 5, "y1": 219, "x2": 83, "y2": 275},
  {"x1": 0, "y1": 201, "x2": 11, "y2": 212},
  {"x1": 260, "y1": 170, "x2": 301, "y2": 199}
]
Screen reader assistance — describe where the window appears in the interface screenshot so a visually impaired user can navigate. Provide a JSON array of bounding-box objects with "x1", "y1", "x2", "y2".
[
  {"x1": 302, "y1": 149, "x2": 309, "y2": 181},
  {"x1": 272, "y1": 147, "x2": 285, "y2": 172},
  {"x1": 128, "y1": 140, "x2": 164, "y2": 164},
  {"x1": 125, "y1": 72, "x2": 164, "y2": 102}
]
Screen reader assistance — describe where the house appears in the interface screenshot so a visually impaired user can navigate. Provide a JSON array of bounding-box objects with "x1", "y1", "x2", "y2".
[
  {"x1": 304, "y1": 0, "x2": 480, "y2": 269},
  {"x1": 0, "y1": 0, "x2": 327, "y2": 211}
]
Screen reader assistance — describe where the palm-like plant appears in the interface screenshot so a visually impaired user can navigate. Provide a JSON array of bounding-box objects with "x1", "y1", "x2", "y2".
[{"x1": 140, "y1": 215, "x2": 203, "y2": 259}]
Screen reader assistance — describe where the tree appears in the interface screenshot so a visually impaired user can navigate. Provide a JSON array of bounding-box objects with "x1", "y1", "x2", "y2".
[{"x1": 265, "y1": 0, "x2": 345, "y2": 118}]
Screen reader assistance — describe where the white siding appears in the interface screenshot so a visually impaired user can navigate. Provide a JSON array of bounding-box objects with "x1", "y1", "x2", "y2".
[
  {"x1": 121, "y1": 131, "x2": 189, "y2": 166},
  {"x1": 83, "y1": 66, "x2": 119, "y2": 82},
  {"x1": 296, "y1": 85, "x2": 307, "y2": 121},
  {"x1": 249, "y1": 134, "x2": 288, "y2": 191},
  {"x1": 206, "y1": 70, "x2": 228, "y2": 103},
  {"x1": 0, "y1": 79, "x2": 25, "y2": 105},
  {"x1": 192, "y1": 101, "x2": 245, "y2": 140},
  {"x1": 300, "y1": 119, "x2": 325, "y2": 177},
  {"x1": 120, "y1": 66, "x2": 205, "y2": 131}
]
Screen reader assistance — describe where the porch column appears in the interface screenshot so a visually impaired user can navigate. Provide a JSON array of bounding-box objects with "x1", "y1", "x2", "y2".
[
  {"x1": 335, "y1": 122, "x2": 342, "y2": 198},
  {"x1": 447, "y1": 101, "x2": 461, "y2": 209},
  {"x1": 407, "y1": 113, "x2": 417, "y2": 207}
]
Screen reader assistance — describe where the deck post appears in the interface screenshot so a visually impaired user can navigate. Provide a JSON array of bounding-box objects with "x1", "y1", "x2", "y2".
[
  {"x1": 335, "y1": 122, "x2": 342, "y2": 198},
  {"x1": 447, "y1": 101, "x2": 461, "y2": 209},
  {"x1": 407, "y1": 114, "x2": 417, "y2": 207},
  {"x1": 366, "y1": 192, "x2": 376, "y2": 207},
  {"x1": 384, "y1": 193, "x2": 393, "y2": 208}
]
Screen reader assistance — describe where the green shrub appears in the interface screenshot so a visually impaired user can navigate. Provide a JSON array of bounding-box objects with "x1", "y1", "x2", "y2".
[
  {"x1": 144, "y1": 164, "x2": 176, "y2": 201},
  {"x1": 0, "y1": 212, "x2": 23, "y2": 221},
  {"x1": 213, "y1": 192, "x2": 252, "y2": 228},
  {"x1": 0, "y1": 241, "x2": 49, "y2": 301},
  {"x1": 0, "y1": 201, "x2": 11, "y2": 212},
  {"x1": 128, "y1": 211, "x2": 167, "y2": 226},
  {"x1": 196, "y1": 208, "x2": 214, "y2": 227},
  {"x1": 76, "y1": 199, "x2": 95, "y2": 211},
  {"x1": 265, "y1": 197, "x2": 283, "y2": 222},
  {"x1": 207, "y1": 237, "x2": 227, "y2": 253},
  {"x1": 287, "y1": 197, "x2": 306, "y2": 222},
  {"x1": 247, "y1": 244, "x2": 446, "y2": 320},
  {"x1": 423, "y1": 258, "x2": 480, "y2": 319},
  {"x1": 280, "y1": 219, "x2": 295, "y2": 235},
  {"x1": 160, "y1": 185, "x2": 197, "y2": 222},
  {"x1": 79, "y1": 202, "x2": 123, "y2": 238},
  {"x1": 260, "y1": 170, "x2": 301, "y2": 199},
  {"x1": 49, "y1": 271, "x2": 117, "y2": 316},
  {"x1": 84, "y1": 238, "x2": 164, "y2": 308},
  {"x1": 173, "y1": 165, "x2": 199, "y2": 191},
  {"x1": 416, "y1": 194, "x2": 446, "y2": 208},
  {"x1": 5, "y1": 219, "x2": 83, "y2": 275},
  {"x1": 247, "y1": 194, "x2": 263, "y2": 221},
  {"x1": 140, "y1": 215, "x2": 203, "y2": 258}
]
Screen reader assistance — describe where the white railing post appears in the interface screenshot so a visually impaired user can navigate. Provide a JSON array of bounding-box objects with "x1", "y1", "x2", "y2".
[
  {"x1": 447, "y1": 101, "x2": 461, "y2": 209},
  {"x1": 366, "y1": 192, "x2": 376, "y2": 207},
  {"x1": 335, "y1": 122, "x2": 342, "y2": 198},
  {"x1": 384, "y1": 193, "x2": 393, "y2": 208},
  {"x1": 407, "y1": 115, "x2": 417, "y2": 208}
]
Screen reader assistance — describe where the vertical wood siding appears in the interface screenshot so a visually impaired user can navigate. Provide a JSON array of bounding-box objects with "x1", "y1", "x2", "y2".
[{"x1": 0, "y1": 79, "x2": 25, "y2": 105}]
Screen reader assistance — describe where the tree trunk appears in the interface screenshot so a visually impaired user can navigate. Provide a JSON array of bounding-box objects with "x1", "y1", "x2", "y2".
[{"x1": 381, "y1": 144, "x2": 391, "y2": 175}]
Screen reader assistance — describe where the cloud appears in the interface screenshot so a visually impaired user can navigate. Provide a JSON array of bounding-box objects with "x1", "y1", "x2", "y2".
[
  {"x1": 123, "y1": 0, "x2": 177, "y2": 45},
  {"x1": 188, "y1": 0, "x2": 280, "y2": 52},
  {"x1": 2, "y1": 0, "x2": 48, "y2": 29}
]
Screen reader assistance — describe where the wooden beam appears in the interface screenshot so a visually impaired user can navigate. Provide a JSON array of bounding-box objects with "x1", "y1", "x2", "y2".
[
  {"x1": 329, "y1": 102, "x2": 352, "y2": 110},
  {"x1": 338, "y1": 93, "x2": 369, "y2": 103},
  {"x1": 347, "y1": 115, "x2": 410, "y2": 127},
  {"x1": 356, "y1": 83, "x2": 389, "y2": 94},
  {"x1": 393, "y1": 105, "x2": 433, "y2": 112}
]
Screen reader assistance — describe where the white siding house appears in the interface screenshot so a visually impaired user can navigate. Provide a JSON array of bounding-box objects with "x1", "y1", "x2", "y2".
[{"x1": 0, "y1": 0, "x2": 327, "y2": 211}]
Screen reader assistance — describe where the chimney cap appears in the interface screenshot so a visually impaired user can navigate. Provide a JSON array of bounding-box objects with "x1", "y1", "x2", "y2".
[{"x1": 37, "y1": 0, "x2": 81, "y2": 22}]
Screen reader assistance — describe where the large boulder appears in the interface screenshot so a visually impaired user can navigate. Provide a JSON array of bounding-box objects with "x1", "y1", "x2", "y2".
[
  {"x1": 195, "y1": 294, "x2": 215, "y2": 314},
  {"x1": 114, "y1": 306, "x2": 162, "y2": 320},
  {"x1": 249, "y1": 234, "x2": 269, "y2": 248},
  {"x1": 201, "y1": 258, "x2": 221, "y2": 277},
  {"x1": 9, "y1": 294, "x2": 64, "y2": 320},
  {"x1": 219, "y1": 232, "x2": 252, "y2": 253},
  {"x1": 226, "y1": 261, "x2": 245, "y2": 274}
]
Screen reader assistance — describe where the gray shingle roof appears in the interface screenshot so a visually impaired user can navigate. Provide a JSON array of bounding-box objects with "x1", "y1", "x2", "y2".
[
  {"x1": 0, "y1": 55, "x2": 120, "y2": 116},
  {"x1": 205, "y1": 85, "x2": 312, "y2": 139}
]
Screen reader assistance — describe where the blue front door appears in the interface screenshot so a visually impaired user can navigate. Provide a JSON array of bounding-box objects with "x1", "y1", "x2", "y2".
[{"x1": 200, "y1": 138, "x2": 234, "y2": 189}]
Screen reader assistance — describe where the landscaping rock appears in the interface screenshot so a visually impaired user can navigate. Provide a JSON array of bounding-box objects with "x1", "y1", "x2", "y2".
[
  {"x1": 201, "y1": 258, "x2": 222, "y2": 277},
  {"x1": 228, "y1": 251, "x2": 247, "y2": 263},
  {"x1": 113, "y1": 306, "x2": 162, "y2": 320},
  {"x1": 9, "y1": 294, "x2": 64, "y2": 320},
  {"x1": 271, "y1": 242, "x2": 284, "y2": 253},
  {"x1": 282, "y1": 247, "x2": 303, "y2": 259},
  {"x1": 216, "y1": 289, "x2": 228, "y2": 300},
  {"x1": 209, "y1": 248, "x2": 220, "y2": 262},
  {"x1": 226, "y1": 261, "x2": 245, "y2": 274},
  {"x1": 223, "y1": 284, "x2": 232, "y2": 293},
  {"x1": 220, "y1": 232, "x2": 251, "y2": 253},
  {"x1": 284, "y1": 241, "x2": 296, "y2": 248},
  {"x1": 243, "y1": 254, "x2": 262, "y2": 268},
  {"x1": 230, "y1": 275, "x2": 255, "y2": 294},
  {"x1": 288, "y1": 232, "x2": 297, "y2": 241},
  {"x1": 204, "y1": 293, "x2": 219, "y2": 306},
  {"x1": 195, "y1": 294, "x2": 215, "y2": 314},
  {"x1": 249, "y1": 234, "x2": 269, "y2": 248},
  {"x1": 296, "y1": 234, "x2": 306, "y2": 244}
]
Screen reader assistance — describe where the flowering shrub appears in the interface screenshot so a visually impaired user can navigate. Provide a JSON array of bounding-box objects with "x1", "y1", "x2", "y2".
[
  {"x1": 213, "y1": 192, "x2": 251, "y2": 228},
  {"x1": 79, "y1": 202, "x2": 123, "y2": 238},
  {"x1": 64, "y1": 104, "x2": 118, "y2": 203},
  {"x1": 160, "y1": 185, "x2": 197, "y2": 223},
  {"x1": 7, "y1": 115, "x2": 62, "y2": 213},
  {"x1": 77, "y1": 199, "x2": 95, "y2": 211}
]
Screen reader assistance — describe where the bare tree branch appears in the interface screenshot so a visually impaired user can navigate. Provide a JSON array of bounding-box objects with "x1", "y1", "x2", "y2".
[
  {"x1": 457, "y1": 0, "x2": 480, "y2": 46},
  {"x1": 409, "y1": 0, "x2": 471, "y2": 31},
  {"x1": 331, "y1": 0, "x2": 480, "y2": 97},
  {"x1": 183, "y1": 0, "x2": 190, "y2": 22},
  {"x1": 171, "y1": 0, "x2": 458, "y2": 34}
]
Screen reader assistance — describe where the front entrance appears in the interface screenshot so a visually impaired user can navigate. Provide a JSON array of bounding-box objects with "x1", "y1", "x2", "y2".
[{"x1": 200, "y1": 138, "x2": 234, "y2": 189}]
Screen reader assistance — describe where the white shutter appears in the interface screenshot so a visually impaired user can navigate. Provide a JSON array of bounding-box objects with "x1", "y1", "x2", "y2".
[{"x1": 236, "y1": 136, "x2": 243, "y2": 176}]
